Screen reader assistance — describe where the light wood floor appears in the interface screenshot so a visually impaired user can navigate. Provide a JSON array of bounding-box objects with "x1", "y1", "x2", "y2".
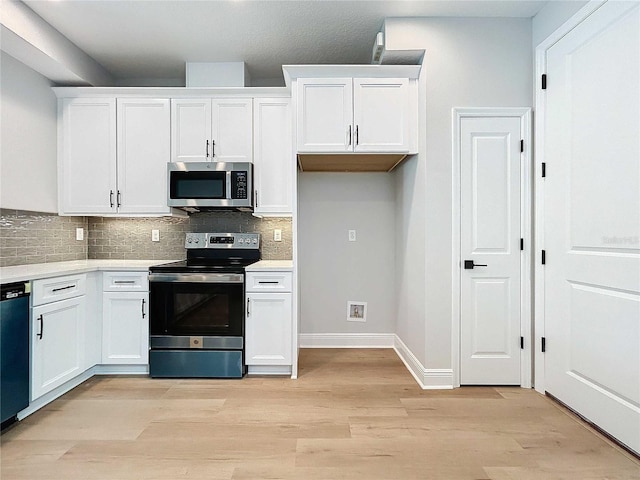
[{"x1": 1, "y1": 349, "x2": 639, "y2": 479}]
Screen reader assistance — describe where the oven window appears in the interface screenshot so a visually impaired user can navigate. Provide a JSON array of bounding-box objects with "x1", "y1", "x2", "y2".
[
  {"x1": 170, "y1": 171, "x2": 226, "y2": 199},
  {"x1": 150, "y1": 281, "x2": 243, "y2": 337}
]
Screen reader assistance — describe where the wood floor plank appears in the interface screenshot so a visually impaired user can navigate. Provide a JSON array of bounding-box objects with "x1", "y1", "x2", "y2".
[{"x1": 1, "y1": 348, "x2": 638, "y2": 480}]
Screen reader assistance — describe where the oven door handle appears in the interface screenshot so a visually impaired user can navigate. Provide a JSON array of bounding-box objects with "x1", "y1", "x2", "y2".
[{"x1": 148, "y1": 273, "x2": 244, "y2": 284}]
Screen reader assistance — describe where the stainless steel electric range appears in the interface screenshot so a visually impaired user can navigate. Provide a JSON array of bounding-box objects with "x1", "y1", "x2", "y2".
[{"x1": 148, "y1": 232, "x2": 260, "y2": 378}]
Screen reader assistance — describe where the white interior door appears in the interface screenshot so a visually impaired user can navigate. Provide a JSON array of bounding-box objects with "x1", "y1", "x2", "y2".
[
  {"x1": 460, "y1": 115, "x2": 522, "y2": 385},
  {"x1": 543, "y1": 1, "x2": 640, "y2": 454}
]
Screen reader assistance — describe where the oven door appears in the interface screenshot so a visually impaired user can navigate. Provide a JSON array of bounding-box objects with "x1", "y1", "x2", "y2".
[{"x1": 149, "y1": 273, "x2": 244, "y2": 338}]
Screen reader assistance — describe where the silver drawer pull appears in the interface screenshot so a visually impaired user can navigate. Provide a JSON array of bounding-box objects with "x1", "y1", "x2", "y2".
[
  {"x1": 114, "y1": 280, "x2": 136, "y2": 284},
  {"x1": 258, "y1": 281, "x2": 279, "y2": 284},
  {"x1": 52, "y1": 285, "x2": 75, "y2": 292}
]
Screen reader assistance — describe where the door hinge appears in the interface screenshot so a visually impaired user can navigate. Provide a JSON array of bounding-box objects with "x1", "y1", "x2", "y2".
[
  {"x1": 520, "y1": 139, "x2": 524, "y2": 153},
  {"x1": 542, "y1": 162, "x2": 546, "y2": 177},
  {"x1": 541, "y1": 337, "x2": 546, "y2": 352},
  {"x1": 542, "y1": 250, "x2": 546, "y2": 265},
  {"x1": 520, "y1": 336, "x2": 524, "y2": 349},
  {"x1": 541, "y1": 74, "x2": 547, "y2": 90},
  {"x1": 520, "y1": 238, "x2": 524, "y2": 251}
]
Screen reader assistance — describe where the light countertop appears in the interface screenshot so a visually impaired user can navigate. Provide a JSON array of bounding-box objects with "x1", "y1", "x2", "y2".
[
  {"x1": 0, "y1": 259, "x2": 179, "y2": 284},
  {"x1": 246, "y1": 260, "x2": 293, "y2": 271}
]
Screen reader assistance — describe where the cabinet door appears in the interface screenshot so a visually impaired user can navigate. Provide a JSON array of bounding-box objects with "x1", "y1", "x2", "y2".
[
  {"x1": 297, "y1": 78, "x2": 353, "y2": 153},
  {"x1": 253, "y1": 98, "x2": 293, "y2": 215},
  {"x1": 117, "y1": 99, "x2": 171, "y2": 215},
  {"x1": 59, "y1": 98, "x2": 116, "y2": 214},
  {"x1": 31, "y1": 296, "x2": 85, "y2": 400},
  {"x1": 211, "y1": 98, "x2": 253, "y2": 162},
  {"x1": 245, "y1": 293, "x2": 292, "y2": 365},
  {"x1": 171, "y1": 98, "x2": 212, "y2": 162},
  {"x1": 102, "y1": 292, "x2": 149, "y2": 365},
  {"x1": 353, "y1": 78, "x2": 410, "y2": 153}
]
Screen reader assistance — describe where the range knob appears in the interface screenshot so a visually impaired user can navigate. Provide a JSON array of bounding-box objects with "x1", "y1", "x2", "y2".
[
  {"x1": 194, "y1": 238, "x2": 200, "y2": 244},
  {"x1": 187, "y1": 238, "x2": 192, "y2": 243}
]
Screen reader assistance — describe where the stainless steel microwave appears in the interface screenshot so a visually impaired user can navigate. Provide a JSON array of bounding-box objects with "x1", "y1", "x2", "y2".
[{"x1": 167, "y1": 162, "x2": 253, "y2": 211}]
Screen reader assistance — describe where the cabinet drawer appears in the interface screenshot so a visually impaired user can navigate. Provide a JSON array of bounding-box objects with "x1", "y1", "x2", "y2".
[
  {"x1": 245, "y1": 272, "x2": 292, "y2": 292},
  {"x1": 32, "y1": 274, "x2": 86, "y2": 306},
  {"x1": 103, "y1": 272, "x2": 149, "y2": 292}
]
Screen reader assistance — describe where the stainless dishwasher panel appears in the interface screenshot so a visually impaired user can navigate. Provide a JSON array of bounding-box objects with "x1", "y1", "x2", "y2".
[{"x1": 1, "y1": 282, "x2": 30, "y2": 428}]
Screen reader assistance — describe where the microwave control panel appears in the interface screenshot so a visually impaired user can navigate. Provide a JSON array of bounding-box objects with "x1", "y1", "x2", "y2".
[{"x1": 231, "y1": 171, "x2": 248, "y2": 199}]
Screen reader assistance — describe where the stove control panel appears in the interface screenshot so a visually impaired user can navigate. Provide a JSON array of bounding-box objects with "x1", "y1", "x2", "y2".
[{"x1": 185, "y1": 232, "x2": 260, "y2": 249}]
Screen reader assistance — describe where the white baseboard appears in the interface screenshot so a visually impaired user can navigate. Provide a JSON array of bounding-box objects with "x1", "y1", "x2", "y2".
[
  {"x1": 247, "y1": 365, "x2": 292, "y2": 376},
  {"x1": 299, "y1": 333, "x2": 395, "y2": 348},
  {"x1": 392, "y1": 335, "x2": 454, "y2": 390},
  {"x1": 298, "y1": 333, "x2": 453, "y2": 389},
  {"x1": 94, "y1": 364, "x2": 149, "y2": 375}
]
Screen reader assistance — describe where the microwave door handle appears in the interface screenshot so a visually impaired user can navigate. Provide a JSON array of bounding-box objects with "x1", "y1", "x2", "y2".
[{"x1": 226, "y1": 171, "x2": 232, "y2": 200}]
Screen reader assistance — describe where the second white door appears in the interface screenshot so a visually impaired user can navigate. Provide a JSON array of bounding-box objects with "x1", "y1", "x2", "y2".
[{"x1": 460, "y1": 114, "x2": 523, "y2": 385}]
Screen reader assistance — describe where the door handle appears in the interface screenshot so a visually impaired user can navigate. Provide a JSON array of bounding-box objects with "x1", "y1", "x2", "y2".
[
  {"x1": 246, "y1": 297, "x2": 250, "y2": 316},
  {"x1": 464, "y1": 260, "x2": 488, "y2": 269},
  {"x1": 141, "y1": 299, "x2": 146, "y2": 319}
]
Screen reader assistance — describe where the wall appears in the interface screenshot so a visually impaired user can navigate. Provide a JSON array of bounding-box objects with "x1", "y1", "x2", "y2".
[
  {"x1": 385, "y1": 18, "x2": 533, "y2": 372},
  {"x1": 532, "y1": 1, "x2": 589, "y2": 47},
  {"x1": 0, "y1": 52, "x2": 58, "y2": 213},
  {"x1": 0, "y1": 209, "x2": 87, "y2": 267},
  {"x1": 298, "y1": 172, "x2": 396, "y2": 335}
]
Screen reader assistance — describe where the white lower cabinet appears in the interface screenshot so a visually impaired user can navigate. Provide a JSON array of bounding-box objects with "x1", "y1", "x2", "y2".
[
  {"x1": 102, "y1": 272, "x2": 149, "y2": 365},
  {"x1": 31, "y1": 296, "x2": 86, "y2": 401},
  {"x1": 245, "y1": 272, "x2": 293, "y2": 366}
]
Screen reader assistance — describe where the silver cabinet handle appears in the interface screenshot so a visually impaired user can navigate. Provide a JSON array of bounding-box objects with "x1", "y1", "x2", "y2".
[
  {"x1": 211, "y1": 140, "x2": 216, "y2": 158},
  {"x1": 347, "y1": 125, "x2": 352, "y2": 146},
  {"x1": 110, "y1": 190, "x2": 114, "y2": 208},
  {"x1": 255, "y1": 190, "x2": 259, "y2": 208},
  {"x1": 355, "y1": 125, "x2": 359, "y2": 145},
  {"x1": 117, "y1": 190, "x2": 122, "y2": 208},
  {"x1": 141, "y1": 299, "x2": 146, "y2": 319},
  {"x1": 246, "y1": 297, "x2": 250, "y2": 316},
  {"x1": 258, "y1": 281, "x2": 279, "y2": 285},
  {"x1": 113, "y1": 280, "x2": 136, "y2": 285},
  {"x1": 206, "y1": 139, "x2": 210, "y2": 158}
]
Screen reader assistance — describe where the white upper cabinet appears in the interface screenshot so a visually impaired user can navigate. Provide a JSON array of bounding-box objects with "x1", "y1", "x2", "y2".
[
  {"x1": 59, "y1": 97, "x2": 171, "y2": 216},
  {"x1": 171, "y1": 98, "x2": 253, "y2": 163},
  {"x1": 117, "y1": 99, "x2": 171, "y2": 215},
  {"x1": 296, "y1": 77, "x2": 411, "y2": 154},
  {"x1": 253, "y1": 98, "x2": 293, "y2": 215},
  {"x1": 170, "y1": 98, "x2": 212, "y2": 162},
  {"x1": 59, "y1": 98, "x2": 117, "y2": 215},
  {"x1": 353, "y1": 78, "x2": 410, "y2": 153},
  {"x1": 297, "y1": 78, "x2": 353, "y2": 152}
]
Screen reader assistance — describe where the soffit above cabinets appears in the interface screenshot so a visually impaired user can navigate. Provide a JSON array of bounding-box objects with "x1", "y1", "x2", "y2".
[{"x1": 297, "y1": 154, "x2": 408, "y2": 173}]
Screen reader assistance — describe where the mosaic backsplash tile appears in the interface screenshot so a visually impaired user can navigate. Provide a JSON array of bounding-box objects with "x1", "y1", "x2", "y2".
[
  {"x1": 0, "y1": 209, "x2": 88, "y2": 267},
  {"x1": 1, "y1": 210, "x2": 292, "y2": 267},
  {"x1": 90, "y1": 212, "x2": 292, "y2": 261}
]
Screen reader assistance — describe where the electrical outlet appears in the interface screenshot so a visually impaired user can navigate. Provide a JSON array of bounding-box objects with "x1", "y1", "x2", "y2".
[
  {"x1": 348, "y1": 230, "x2": 357, "y2": 242},
  {"x1": 274, "y1": 229, "x2": 282, "y2": 242},
  {"x1": 75, "y1": 228, "x2": 84, "y2": 241},
  {"x1": 152, "y1": 229, "x2": 160, "y2": 242}
]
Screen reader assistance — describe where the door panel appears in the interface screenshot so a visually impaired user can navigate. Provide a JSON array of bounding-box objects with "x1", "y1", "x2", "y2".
[
  {"x1": 460, "y1": 116, "x2": 521, "y2": 385},
  {"x1": 544, "y1": 1, "x2": 640, "y2": 453}
]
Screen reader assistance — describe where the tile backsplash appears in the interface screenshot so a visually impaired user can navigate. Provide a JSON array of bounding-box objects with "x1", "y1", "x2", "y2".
[
  {"x1": 1, "y1": 209, "x2": 292, "y2": 267},
  {"x1": 88, "y1": 212, "x2": 292, "y2": 261},
  {"x1": 0, "y1": 209, "x2": 88, "y2": 267}
]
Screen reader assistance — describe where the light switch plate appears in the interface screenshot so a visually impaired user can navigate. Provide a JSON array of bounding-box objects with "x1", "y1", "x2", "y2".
[
  {"x1": 274, "y1": 229, "x2": 282, "y2": 242},
  {"x1": 75, "y1": 228, "x2": 84, "y2": 241},
  {"x1": 152, "y1": 229, "x2": 160, "y2": 242},
  {"x1": 348, "y1": 230, "x2": 356, "y2": 242}
]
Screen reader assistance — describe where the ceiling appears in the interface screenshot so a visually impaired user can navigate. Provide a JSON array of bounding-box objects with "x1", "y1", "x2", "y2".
[{"x1": 23, "y1": 0, "x2": 548, "y2": 85}]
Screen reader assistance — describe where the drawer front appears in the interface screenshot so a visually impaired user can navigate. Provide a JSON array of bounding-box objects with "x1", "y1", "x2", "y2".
[
  {"x1": 103, "y1": 272, "x2": 149, "y2": 292},
  {"x1": 32, "y1": 274, "x2": 86, "y2": 306},
  {"x1": 245, "y1": 271, "x2": 292, "y2": 292}
]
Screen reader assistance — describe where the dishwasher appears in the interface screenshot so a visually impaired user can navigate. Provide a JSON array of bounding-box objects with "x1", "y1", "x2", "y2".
[{"x1": 1, "y1": 281, "x2": 30, "y2": 429}]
